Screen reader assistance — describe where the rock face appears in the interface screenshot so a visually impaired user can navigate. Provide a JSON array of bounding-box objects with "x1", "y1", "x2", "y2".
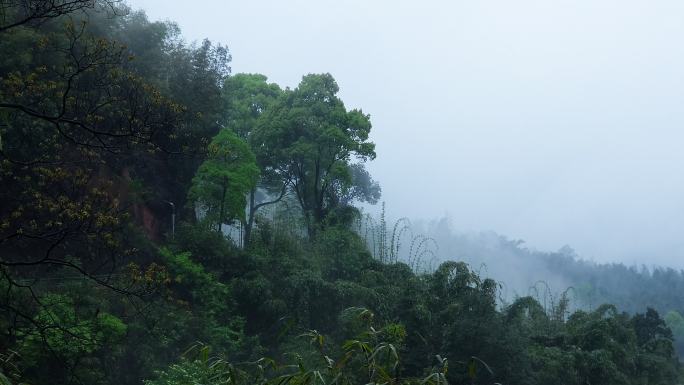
[
  {"x1": 121, "y1": 167, "x2": 162, "y2": 241},
  {"x1": 136, "y1": 203, "x2": 160, "y2": 241}
]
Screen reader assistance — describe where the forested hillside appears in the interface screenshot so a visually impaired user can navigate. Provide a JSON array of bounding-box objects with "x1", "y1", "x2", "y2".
[
  {"x1": 381, "y1": 222, "x2": 684, "y2": 355},
  {"x1": 0, "y1": 2, "x2": 681, "y2": 384}
]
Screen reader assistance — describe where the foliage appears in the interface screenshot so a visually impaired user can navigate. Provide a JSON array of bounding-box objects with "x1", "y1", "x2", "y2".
[
  {"x1": 189, "y1": 129, "x2": 259, "y2": 232},
  {"x1": 222, "y1": 73, "x2": 285, "y2": 247},
  {"x1": 0, "y1": 2, "x2": 681, "y2": 385},
  {"x1": 254, "y1": 73, "x2": 376, "y2": 237},
  {"x1": 147, "y1": 312, "x2": 444, "y2": 385}
]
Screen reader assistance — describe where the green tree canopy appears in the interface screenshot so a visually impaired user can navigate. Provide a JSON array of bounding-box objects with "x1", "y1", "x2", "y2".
[
  {"x1": 222, "y1": 73, "x2": 285, "y2": 247},
  {"x1": 223, "y1": 73, "x2": 282, "y2": 140},
  {"x1": 254, "y1": 73, "x2": 376, "y2": 236},
  {"x1": 189, "y1": 128, "x2": 258, "y2": 233}
]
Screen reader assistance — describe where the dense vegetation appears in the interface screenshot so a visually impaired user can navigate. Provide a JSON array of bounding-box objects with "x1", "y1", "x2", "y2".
[
  {"x1": 0, "y1": 2, "x2": 682, "y2": 384},
  {"x1": 400, "y1": 226, "x2": 684, "y2": 356}
]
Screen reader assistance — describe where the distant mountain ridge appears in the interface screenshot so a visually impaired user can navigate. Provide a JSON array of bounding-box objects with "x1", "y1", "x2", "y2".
[{"x1": 411, "y1": 221, "x2": 684, "y2": 354}]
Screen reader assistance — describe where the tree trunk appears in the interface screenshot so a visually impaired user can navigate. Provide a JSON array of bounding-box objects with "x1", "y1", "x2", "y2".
[
  {"x1": 243, "y1": 184, "x2": 289, "y2": 247},
  {"x1": 218, "y1": 179, "x2": 227, "y2": 234},
  {"x1": 306, "y1": 209, "x2": 319, "y2": 239},
  {"x1": 243, "y1": 188, "x2": 256, "y2": 248}
]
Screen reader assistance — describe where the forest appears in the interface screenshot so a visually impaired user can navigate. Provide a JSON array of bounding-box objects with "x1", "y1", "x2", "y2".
[{"x1": 0, "y1": 1, "x2": 682, "y2": 384}]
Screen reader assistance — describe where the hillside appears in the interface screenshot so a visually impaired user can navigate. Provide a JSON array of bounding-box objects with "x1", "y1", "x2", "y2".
[{"x1": 0, "y1": 2, "x2": 682, "y2": 384}]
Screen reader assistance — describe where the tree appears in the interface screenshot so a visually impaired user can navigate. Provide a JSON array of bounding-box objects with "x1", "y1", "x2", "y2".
[
  {"x1": 0, "y1": 6, "x2": 226, "y2": 381},
  {"x1": 253, "y1": 73, "x2": 376, "y2": 237},
  {"x1": 0, "y1": 4, "x2": 186, "y2": 351},
  {"x1": 0, "y1": 0, "x2": 120, "y2": 33},
  {"x1": 223, "y1": 73, "x2": 281, "y2": 139},
  {"x1": 223, "y1": 73, "x2": 285, "y2": 247},
  {"x1": 188, "y1": 128, "x2": 258, "y2": 234},
  {"x1": 324, "y1": 163, "x2": 381, "y2": 227}
]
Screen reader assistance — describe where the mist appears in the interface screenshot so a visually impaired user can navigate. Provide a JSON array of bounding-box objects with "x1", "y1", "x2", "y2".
[
  {"x1": 128, "y1": 0, "x2": 684, "y2": 268},
  {"x1": 5, "y1": 1, "x2": 684, "y2": 382}
]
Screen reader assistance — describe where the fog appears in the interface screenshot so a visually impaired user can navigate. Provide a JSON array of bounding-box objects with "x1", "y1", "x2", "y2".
[{"x1": 129, "y1": 0, "x2": 684, "y2": 268}]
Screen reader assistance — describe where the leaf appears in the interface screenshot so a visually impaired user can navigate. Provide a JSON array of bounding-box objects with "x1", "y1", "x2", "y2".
[{"x1": 0, "y1": 372, "x2": 12, "y2": 385}]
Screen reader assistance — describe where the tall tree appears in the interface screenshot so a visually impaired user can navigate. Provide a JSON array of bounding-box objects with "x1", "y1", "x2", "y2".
[
  {"x1": 223, "y1": 73, "x2": 284, "y2": 247},
  {"x1": 188, "y1": 128, "x2": 258, "y2": 234},
  {"x1": 253, "y1": 73, "x2": 376, "y2": 237}
]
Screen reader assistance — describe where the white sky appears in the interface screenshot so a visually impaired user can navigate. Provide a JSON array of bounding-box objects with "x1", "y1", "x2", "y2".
[{"x1": 128, "y1": 0, "x2": 684, "y2": 267}]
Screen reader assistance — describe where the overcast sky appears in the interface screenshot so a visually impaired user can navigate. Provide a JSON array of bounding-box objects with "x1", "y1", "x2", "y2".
[{"x1": 128, "y1": 0, "x2": 684, "y2": 267}]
